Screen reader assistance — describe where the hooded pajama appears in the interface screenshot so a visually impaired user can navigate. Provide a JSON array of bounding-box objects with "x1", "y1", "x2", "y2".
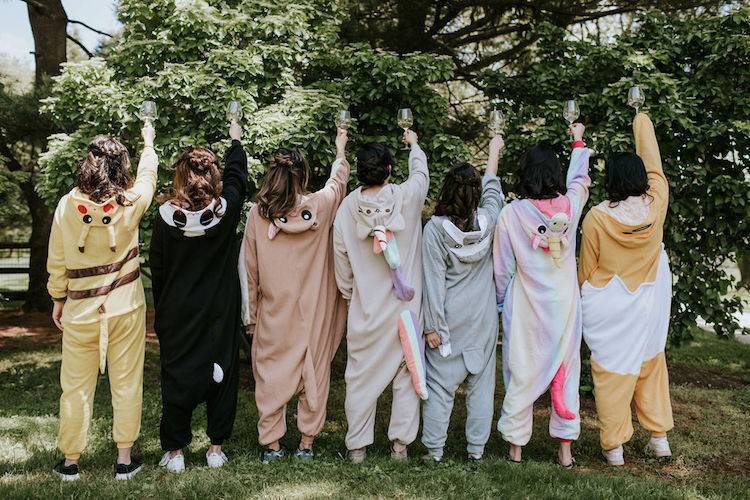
[
  {"x1": 333, "y1": 145, "x2": 429, "y2": 451},
  {"x1": 493, "y1": 143, "x2": 590, "y2": 446},
  {"x1": 150, "y1": 140, "x2": 247, "y2": 451},
  {"x1": 578, "y1": 113, "x2": 673, "y2": 451},
  {"x1": 242, "y1": 158, "x2": 349, "y2": 447},
  {"x1": 421, "y1": 173, "x2": 503, "y2": 458},
  {"x1": 47, "y1": 146, "x2": 158, "y2": 459}
]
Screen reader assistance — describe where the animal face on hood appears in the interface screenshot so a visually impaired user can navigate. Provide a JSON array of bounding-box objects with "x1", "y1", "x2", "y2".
[
  {"x1": 268, "y1": 197, "x2": 319, "y2": 240},
  {"x1": 352, "y1": 187, "x2": 406, "y2": 240},
  {"x1": 69, "y1": 193, "x2": 125, "y2": 253}
]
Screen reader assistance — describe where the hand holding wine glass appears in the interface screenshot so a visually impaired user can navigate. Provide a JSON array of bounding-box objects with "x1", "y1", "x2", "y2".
[
  {"x1": 486, "y1": 135, "x2": 504, "y2": 176},
  {"x1": 335, "y1": 127, "x2": 348, "y2": 158},
  {"x1": 402, "y1": 129, "x2": 418, "y2": 147},
  {"x1": 568, "y1": 123, "x2": 585, "y2": 142},
  {"x1": 397, "y1": 108, "x2": 413, "y2": 150},
  {"x1": 138, "y1": 100, "x2": 158, "y2": 126},
  {"x1": 141, "y1": 122, "x2": 155, "y2": 148}
]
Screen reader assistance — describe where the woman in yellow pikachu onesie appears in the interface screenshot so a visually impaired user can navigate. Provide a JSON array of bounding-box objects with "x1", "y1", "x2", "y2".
[
  {"x1": 578, "y1": 113, "x2": 673, "y2": 467},
  {"x1": 47, "y1": 124, "x2": 157, "y2": 481}
]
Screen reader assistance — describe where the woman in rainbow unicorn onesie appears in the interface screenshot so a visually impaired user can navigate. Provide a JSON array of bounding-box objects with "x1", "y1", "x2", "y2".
[
  {"x1": 493, "y1": 123, "x2": 590, "y2": 467},
  {"x1": 578, "y1": 112, "x2": 673, "y2": 466}
]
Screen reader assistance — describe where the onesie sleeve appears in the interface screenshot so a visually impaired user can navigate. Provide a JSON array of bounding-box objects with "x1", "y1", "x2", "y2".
[
  {"x1": 421, "y1": 222, "x2": 451, "y2": 344},
  {"x1": 577, "y1": 212, "x2": 600, "y2": 287},
  {"x1": 493, "y1": 208, "x2": 516, "y2": 308},
  {"x1": 634, "y1": 113, "x2": 668, "y2": 218},
  {"x1": 318, "y1": 158, "x2": 350, "y2": 223},
  {"x1": 148, "y1": 213, "x2": 165, "y2": 308},
  {"x1": 46, "y1": 204, "x2": 68, "y2": 301},
  {"x1": 400, "y1": 143, "x2": 429, "y2": 204},
  {"x1": 479, "y1": 172, "x2": 504, "y2": 223},
  {"x1": 129, "y1": 146, "x2": 158, "y2": 223},
  {"x1": 565, "y1": 143, "x2": 591, "y2": 223},
  {"x1": 333, "y1": 222, "x2": 354, "y2": 300},
  {"x1": 242, "y1": 209, "x2": 260, "y2": 328},
  {"x1": 222, "y1": 140, "x2": 248, "y2": 214}
]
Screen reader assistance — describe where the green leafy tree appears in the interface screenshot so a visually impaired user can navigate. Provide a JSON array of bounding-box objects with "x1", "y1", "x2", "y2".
[
  {"x1": 39, "y1": 0, "x2": 467, "y2": 252},
  {"x1": 482, "y1": 8, "x2": 750, "y2": 343}
]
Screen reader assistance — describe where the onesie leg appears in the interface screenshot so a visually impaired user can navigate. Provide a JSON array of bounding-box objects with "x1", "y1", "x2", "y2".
[
  {"x1": 297, "y1": 362, "x2": 331, "y2": 440},
  {"x1": 591, "y1": 359, "x2": 638, "y2": 450},
  {"x1": 464, "y1": 351, "x2": 496, "y2": 456},
  {"x1": 58, "y1": 321, "x2": 100, "y2": 460},
  {"x1": 106, "y1": 307, "x2": 146, "y2": 450},
  {"x1": 421, "y1": 353, "x2": 464, "y2": 458},
  {"x1": 387, "y1": 362, "x2": 420, "y2": 446},
  {"x1": 344, "y1": 357, "x2": 396, "y2": 450},
  {"x1": 206, "y1": 349, "x2": 240, "y2": 446},
  {"x1": 633, "y1": 353, "x2": 674, "y2": 436},
  {"x1": 160, "y1": 400, "x2": 194, "y2": 451}
]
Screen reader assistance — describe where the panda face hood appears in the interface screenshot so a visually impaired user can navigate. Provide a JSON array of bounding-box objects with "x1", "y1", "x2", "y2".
[{"x1": 159, "y1": 197, "x2": 226, "y2": 237}]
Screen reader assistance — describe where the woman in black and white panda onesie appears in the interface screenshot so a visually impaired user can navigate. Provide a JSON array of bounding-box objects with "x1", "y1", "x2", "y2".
[{"x1": 149, "y1": 121, "x2": 247, "y2": 472}]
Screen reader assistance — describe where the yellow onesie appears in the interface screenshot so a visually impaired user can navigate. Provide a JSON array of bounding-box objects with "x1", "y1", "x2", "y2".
[{"x1": 47, "y1": 146, "x2": 157, "y2": 460}]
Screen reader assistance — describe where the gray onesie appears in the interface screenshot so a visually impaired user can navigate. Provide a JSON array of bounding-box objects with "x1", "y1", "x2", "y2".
[{"x1": 420, "y1": 173, "x2": 503, "y2": 458}]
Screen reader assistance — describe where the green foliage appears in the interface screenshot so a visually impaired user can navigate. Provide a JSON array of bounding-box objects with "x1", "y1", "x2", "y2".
[
  {"x1": 38, "y1": 0, "x2": 467, "y2": 248},
  {"x1": 482, "y1": 9, "x2": 750, "y2": 343}
]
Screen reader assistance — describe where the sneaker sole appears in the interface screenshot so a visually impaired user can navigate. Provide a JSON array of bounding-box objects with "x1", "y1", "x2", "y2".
[
  {"x1": 52, "y1": 469, "x2": 80, "y2": 482},
  {"x1": 115, "y1": 464, "x2": 143, "y2": 480}
]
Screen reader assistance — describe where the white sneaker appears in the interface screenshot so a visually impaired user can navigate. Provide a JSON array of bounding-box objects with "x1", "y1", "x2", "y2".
[
  {"x1": 206, "y1": 450, "x2": 228, "y2": 468},
  {"x1": 646, "y1": 436, "x2": 672, "y2": 458},
  {"x1": 159, "y1": 452, "x2": 185, "y2": 473},
  {"x1": 602, "y1": 446, "x2": 625, "y2": 466}
]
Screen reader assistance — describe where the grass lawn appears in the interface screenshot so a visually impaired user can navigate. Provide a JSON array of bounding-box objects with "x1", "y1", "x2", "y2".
[{"x1": 1, "y1": 310, "x2": 749, "y2": 499}]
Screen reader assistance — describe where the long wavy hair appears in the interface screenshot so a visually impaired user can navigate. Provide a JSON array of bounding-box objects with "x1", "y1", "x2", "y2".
[
  {"x1": 434, "y1": 162, "x2": 482, "y2": 232},
  {"x1": 77, "y1": 135, "x2": 133, "y2": 205},
  {"x1": 256, "y1": 148, "x2": 310, "y2": 220},
  {"x1": 165, "y1": 147, "x2": 224, "y2": 214}
]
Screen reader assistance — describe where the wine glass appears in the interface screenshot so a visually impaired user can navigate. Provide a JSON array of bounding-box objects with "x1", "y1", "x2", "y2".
[
  {"x1": 138, "y1": 100, "x2": 158, "y2": 125},
  {"x1": 397, "y1": 108, "x2": 413, "y2": 150},
  {"x1": 627, "y1": 86, "x2": 645, "y2": 114},
  {"x1": 563, "y1": 99, "x2": 579, "y2": 138},
  {"x1": 226, "y1": 100, "x2": 243, "y2": 123},
  {"x1": 488, "y1": 109, "x2": 504, "y2": 137},
  {"x1": 335, "y1": 110, "x2": 352, "y2": 130}
]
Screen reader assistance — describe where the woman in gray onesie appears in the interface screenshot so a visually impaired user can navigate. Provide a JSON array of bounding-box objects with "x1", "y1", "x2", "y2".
[{"x1": 421, "y1": 135, "x2": 504, "y2": 463}]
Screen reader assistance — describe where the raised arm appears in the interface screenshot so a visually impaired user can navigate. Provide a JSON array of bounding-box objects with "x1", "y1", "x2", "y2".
[
  {"x1": 493, "y1": 209, "x2": 516, "y2": 309},
  {"x1": 399, "y1": 130, "x2": 429, "y2": 202},
  {"x1": 634, "y1": 112, "x2": 668, "y2": 214},
  {"x1": 129, "y1": 124, "x2": 158, "y2": 223},
  {"x1": 242, "y1": 210, "x2": 260, "y2": 333},
  {"x1": 222, "y1": 121, "x2": 248, "y2": 212},
  {"x1": 480, "y1": 135, "x2": 505, "y2": 221},
  {"x1": 319, "y1": 128, "x2": 351, "y2": 220},
  {"x1": 422, "y1": 224, "x2": 451, "y2": 350},
  {"x1": 333, "y1": 223, "x2": 354, "y2": 300},
  {"x1": 577, "y1": 213, "x2": 600, "y2": 287},
  {"x1": 565, "y1": 123, "x2": 591, "y2": 221}
]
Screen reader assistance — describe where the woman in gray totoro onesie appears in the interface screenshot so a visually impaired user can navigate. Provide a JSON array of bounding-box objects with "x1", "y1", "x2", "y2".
[{"x1": 421, "y1": 136, "x2": 504, "y2": 463}]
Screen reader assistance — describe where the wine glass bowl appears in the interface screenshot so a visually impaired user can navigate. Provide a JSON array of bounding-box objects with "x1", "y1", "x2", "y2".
[
  {"x1": 397, "y1": 108, "x2": 413, "y2": 150},
  {"x1": 488, "y1": 109, "x2": 504, "y2": 137},
  {"x1": 138, "y1": 100, "x2": 158, "y2": 125},
  {"x1": 562, "y1": 99, "x2": 579, "y2": 125},
  {"x1": 627, "y1": 86, "x2": 645, "y2": 113},
  {"x1": 335, "y1": 110, "x2": 352, "y2": 130},
  {"x1": 226, "y1": 100, "x2": 243, "y2": 123}
]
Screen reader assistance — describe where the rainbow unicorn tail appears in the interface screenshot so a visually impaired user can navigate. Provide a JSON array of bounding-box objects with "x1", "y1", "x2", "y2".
[
  {"x1": 550, "y1": 364, "x2": 576, "y2": 420},
  {"x1": 390, "y1": 268, "x2": 415, "y2": 302}
]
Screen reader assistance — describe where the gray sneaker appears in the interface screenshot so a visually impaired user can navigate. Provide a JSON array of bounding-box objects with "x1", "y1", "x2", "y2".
[
  {"x1": 293, "y1": 448, "x2": 314, "y2": 460},
  {"x1": 261, "y1": 447, "x2": 286, "y2": 463}
]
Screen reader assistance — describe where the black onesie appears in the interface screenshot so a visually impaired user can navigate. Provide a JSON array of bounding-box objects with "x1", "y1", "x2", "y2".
[{"x1": 150, "y1": 140, "x2": 247, "y2": 451}]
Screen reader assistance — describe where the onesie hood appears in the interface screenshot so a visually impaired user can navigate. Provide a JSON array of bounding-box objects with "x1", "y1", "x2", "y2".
[
  {"x1": 348, "y1": 184, "x2": 406, "y2": 240},
  {"x1": 159, "y1": 197, "x2": 226, "y2": 238},
  {"x1": 433, "y1": 212, "x2": 492, "y2": 264},
  {"x1": 67, "y1": 190, "x2": 126, "y2": 253},
  {"x1": 518, "y1": 195, "x2": 572, "y2": 268},
  {"x1": 591, "y1": 195, "x2": 659, "y2": 250}
]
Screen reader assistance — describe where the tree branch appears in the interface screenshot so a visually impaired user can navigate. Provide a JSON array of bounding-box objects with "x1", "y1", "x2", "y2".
[
  {"x1": 0, "y1": 130, "x2": 25, "y2": 173},
  {"x1": 460, "y1": 35, "x2": 539, "y2": 73},
  {"x1": 66, "y1": 34, "x2": 93, "y2": 57},
  {"x1": 67, "y1": 19, "x2": 113, "y2": 38}
]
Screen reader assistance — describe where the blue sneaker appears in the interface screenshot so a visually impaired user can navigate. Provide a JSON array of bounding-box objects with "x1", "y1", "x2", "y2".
[{"x1": 262, "y1": 447, "x2": 286, "y2": 463}]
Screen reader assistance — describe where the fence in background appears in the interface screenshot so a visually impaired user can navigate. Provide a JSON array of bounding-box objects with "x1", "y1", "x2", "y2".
[{"x1": 0, "y1": 242, "x2": 30, "y2": 301}]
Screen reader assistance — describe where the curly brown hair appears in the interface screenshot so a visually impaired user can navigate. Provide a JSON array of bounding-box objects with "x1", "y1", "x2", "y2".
[
  {"x1": 77, "y1": 135, "x2": 133, "y2": 205},
  {"x1": 256, "y1": 148, "x2": 310, "y2": 220},
  {"x1": 164, "y1": 147, "x2": 224, "y2": 213},
  {"x1": 434, "y1": 162, "x2": 482, "y2": 232}
]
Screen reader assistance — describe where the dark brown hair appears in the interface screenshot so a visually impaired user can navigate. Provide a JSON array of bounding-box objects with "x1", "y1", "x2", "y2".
[
  {"x1": 434, "y1": 162, "x2": 482, "y2": 232},
  {"x1": 517, "y1": 142, "x2": 566, "y2": 200},
  {"x1": 77, "y1": 135, "x2": 132, "y2": 205},
  {"x1": 165, "y1": 147, "x2": 223, "y2": 213},
  {"x1": 256, "y1": 148, "x2": 310, "y2": 220}
]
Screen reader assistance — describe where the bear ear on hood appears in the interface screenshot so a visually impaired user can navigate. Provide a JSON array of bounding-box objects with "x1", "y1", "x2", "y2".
[{"x1": 268, "y1": 223, "x2": 281, "y2": 240}]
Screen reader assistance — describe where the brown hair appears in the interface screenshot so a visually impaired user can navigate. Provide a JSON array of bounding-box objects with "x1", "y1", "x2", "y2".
[
  {"x1": 77, "y1": 135, "x2": 132, "y2": 205},
  {"x1": 256, "y1": 148, "x2": 310, "y2": 220},
  {"x1": 434, "y1": 162, "x2": 482, "y2": 232},
  {"x1": 165, "y1": 147, "x2": 223, "y2": 213}
]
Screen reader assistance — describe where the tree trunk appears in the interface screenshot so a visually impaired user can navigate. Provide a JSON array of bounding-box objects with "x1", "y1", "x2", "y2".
[
  {"x1": 739, "y1": 254, "x2": 750, "y2": 289},
  {"x1": 392, "y1": 0, "x2": 431, "y2": 53},
  {"x1": 21, "y1": 0, "x2": 67, "y2": 311}
]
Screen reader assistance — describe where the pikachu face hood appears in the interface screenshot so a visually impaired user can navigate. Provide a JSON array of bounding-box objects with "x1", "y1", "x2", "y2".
[{"x1": 68, "y1": 191, "x2": 126, "y2": 253}]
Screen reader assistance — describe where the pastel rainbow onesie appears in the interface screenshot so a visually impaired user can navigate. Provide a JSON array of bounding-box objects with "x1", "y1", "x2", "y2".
[
  {"x1": 493, "y1": 142, "x2": 590, "y2": 446},
  {"x1": 578, "y1": 113, "x2": 673, "y2": 451}
]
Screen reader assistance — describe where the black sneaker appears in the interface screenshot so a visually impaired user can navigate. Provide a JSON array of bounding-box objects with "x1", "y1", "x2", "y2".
[
  {"x1": 52, "y1": 460, "x2": 80, "y2": 481},
  {"x1": 261, "y1": 447, "x2": 286, "y2": 463},
  {"x1": 293, "y1": 448, "x2": 314, "y2": 460},
  {"x1": 114, "y1": 456, "x2": 143, "y2": 480}
]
